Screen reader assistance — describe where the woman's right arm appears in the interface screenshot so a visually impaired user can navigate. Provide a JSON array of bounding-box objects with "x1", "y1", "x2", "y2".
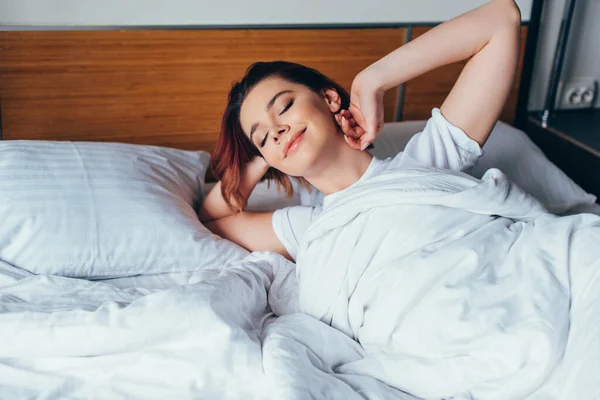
[
  {"x1": 198, "y1": 157, "x2": 292, "y2": 261},
  {"x1": 343, "y1": 0, "x2": 521, "y2": 150}
]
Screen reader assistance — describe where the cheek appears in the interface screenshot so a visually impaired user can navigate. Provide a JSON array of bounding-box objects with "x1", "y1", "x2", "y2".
[
  {"x1": 296, "y1": 96, "x2": 331, "y2": 121},
  {"x1": 261, "y1": 146, "x2": 282, "y2": 167},
  {"x1": 306, "y1": 102, "x2": 338, "y2": 131}
]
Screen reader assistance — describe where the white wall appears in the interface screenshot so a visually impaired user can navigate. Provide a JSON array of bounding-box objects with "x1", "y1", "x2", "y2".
[
  {"x1": 0, "y1": 0, "x2": 532, "y2": 26},
  {"x1": 529, "y1": 0, "x2": 600, "y2": 110}
]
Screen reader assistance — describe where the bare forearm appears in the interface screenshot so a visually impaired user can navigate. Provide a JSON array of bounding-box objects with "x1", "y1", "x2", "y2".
[
  {"x1": 364, "y1": 0, "x2": 521, "y2": 91},
  {"x1": 198, "y1": 158, "x2": 269, "y2": 222},
  {"x1": 204, "y1": 211, "x2": 291, "y2": 260}
]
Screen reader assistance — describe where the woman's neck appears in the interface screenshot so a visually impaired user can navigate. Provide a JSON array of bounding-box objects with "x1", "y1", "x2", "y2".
[{"x1": 305, "y1": 141, "x2": 374, "y2": 196}]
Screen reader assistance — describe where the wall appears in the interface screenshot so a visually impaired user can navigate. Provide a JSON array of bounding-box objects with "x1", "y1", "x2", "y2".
[
  {"x1": 529, "y1": 0, "x2": 600, "y2": 110},
  {"x1": 0, "y1": 0, "x2": 532, "y2": 26}
]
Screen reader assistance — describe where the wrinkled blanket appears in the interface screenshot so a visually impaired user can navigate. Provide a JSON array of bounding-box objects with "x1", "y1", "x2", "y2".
[
  {"x1": 295, "y1": 167, "x2": 600, "y2": 399},
  {"x1": 1, "y1": 167, "x2": 599, "y2": 399},
  {"x1": 0, "y1": 254, "x2": 415, "y2": 399}
]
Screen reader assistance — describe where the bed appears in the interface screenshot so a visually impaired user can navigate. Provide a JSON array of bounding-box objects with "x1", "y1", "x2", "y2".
[{"x1": 1, "y1": 25, "x2": 599, "y2": 399}]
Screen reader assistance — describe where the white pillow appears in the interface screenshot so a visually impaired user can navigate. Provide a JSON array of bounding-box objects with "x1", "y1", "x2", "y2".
[
  {"x1": 470, "y1": 121, "x2": 597, "y2": 214},
  {"x1": 371, "y1": 120, "x2": 597, "y2": 215},
  {"x1": 204, "y1": 176, "x2": 324, "y2": 212},
  {"x1": 228, "y1": 120, "x2": 597, "y2": 215},
  {"x1": 0, "y1": 141, "x2": 248, "y2": 278}
]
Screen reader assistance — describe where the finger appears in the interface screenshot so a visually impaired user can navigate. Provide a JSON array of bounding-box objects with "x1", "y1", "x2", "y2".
[
  {"x1": 344, "y1": 107, "x2": 364, "y2": 131},
  {"x1": 359, "y1": 133, "x2": 376, "y2": 151},
  {"x1": 349, "y1": 117, "x2": 367, "y2": 139},
  {"x1": 344, "y1": 134, "x2": 362, "y2": 150},
  {"x1": 341, "y1": 116, "x2": 352, "y2": 136},
  {"x1": 353, "y1": 124, "x2": 365, "y2": 137},
  {"x1": 348, "y1": 107, "x2": 367, "y2": 132},
  {"x1": 343, "y1": 109, "x2": 355, "y2": 121},
  {"x1": 342, "y1": 116, "x2": 361, "y2": 139},
  {"x1": 337, "y1": 111, "x2": 352, "y2": 128}
]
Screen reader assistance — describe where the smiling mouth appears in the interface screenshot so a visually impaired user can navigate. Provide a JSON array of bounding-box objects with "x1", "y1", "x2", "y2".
[{"x1": 284, "y1": 128, "x2": 306, "y2": 157}]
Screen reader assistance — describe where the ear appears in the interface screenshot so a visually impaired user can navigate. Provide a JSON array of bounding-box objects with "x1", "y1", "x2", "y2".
[{"x1": 322, "y1": 88, "x2": 342, "y2": 113}]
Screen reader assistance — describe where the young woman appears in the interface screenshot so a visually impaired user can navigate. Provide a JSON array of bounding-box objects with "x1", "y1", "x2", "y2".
[
  {"x1": 199, "y1": 2, "x2": 600, "y2": 397},
  {"x1": 199, "y1": 0, "x2": 523, "y2": 260}
]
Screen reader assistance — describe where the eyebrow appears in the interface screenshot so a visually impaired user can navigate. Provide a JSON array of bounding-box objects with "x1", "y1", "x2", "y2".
[{"x1": 249, "y1": 90, "x2": 293, "y2": 141}]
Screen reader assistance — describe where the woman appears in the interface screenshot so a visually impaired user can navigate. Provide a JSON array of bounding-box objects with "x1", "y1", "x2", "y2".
[
  {"x1": 199, "y1": 0, "x2": 523, "y2": 261},
  {"x1": 200, "y1": 1, "x2": 600, "y2": 398}
]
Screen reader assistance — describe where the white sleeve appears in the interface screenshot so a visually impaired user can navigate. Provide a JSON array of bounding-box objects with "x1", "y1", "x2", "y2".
[
  {"x1": 397, "y1": 108, "x2": 483, "y2": 172},
  {"x1": 272, "y1": 205, "x2": 319, "y2": 261}
]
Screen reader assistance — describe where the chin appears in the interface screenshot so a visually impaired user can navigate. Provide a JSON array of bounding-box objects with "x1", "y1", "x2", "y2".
[
  {"x1": 277, "y1": 150, "x2": 312, "y2": 177},
  {"x1": 282, "y1": 133, "x2": 330, "y2": 176}
]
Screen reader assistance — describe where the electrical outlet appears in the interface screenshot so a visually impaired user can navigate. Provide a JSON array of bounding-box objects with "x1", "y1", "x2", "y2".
[{"x1": 555, "y1": 77, "x2": 598, "y2": 110}]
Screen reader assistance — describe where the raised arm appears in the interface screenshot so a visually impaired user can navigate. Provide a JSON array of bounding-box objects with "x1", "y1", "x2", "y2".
[
  {"x1": 198, "y1": 156, "x2": 269, "y2": 223},
  {"x1": 352, "y1": 0, "x2": 521, "y2": 148},
  {"x1": 198, "y1": 157, "x2": 291, "y2": 260}
]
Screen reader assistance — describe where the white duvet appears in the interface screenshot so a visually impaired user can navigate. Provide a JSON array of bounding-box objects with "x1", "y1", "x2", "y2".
[
  {"x1": 1, "y1": 168, "x2": 599, "y2": 400},
  {"x1": 296, "y1": 167, "x2": 600, "y2": 399}
]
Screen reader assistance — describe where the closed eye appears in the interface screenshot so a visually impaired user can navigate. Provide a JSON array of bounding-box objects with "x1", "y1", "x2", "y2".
[
  {"x1": 279, "y1": 99, "x2": 294, "y2": 115},
  {"x1": 261, "y1": 99, "x2": 294, "y2": 147}
]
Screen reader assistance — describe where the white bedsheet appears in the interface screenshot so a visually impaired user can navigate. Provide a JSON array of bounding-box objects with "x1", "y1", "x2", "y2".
[
  {"x1": 1, "y1": 253, "x2": 599, "y2": 399},
  {"x1": 1, "y1": 170, "x2": 599, "y2": 399},
  {"x1": 0, "y1": 257, "x2": 273, "y2": 399},
  {"x1": 0, "y1": 255, "x2": 416, "y2": 399}
]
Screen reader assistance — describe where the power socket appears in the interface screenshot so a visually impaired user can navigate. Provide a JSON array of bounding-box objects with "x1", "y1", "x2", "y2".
[{"x1": 555, "y1": 77, "x2": 598, "y2": 110}]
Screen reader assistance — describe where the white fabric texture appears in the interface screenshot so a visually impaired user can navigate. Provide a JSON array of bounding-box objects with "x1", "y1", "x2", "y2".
[
  {"x1": 272, "y1": 108, "x2": 484, "y2": 260},
  {"x1": 294, "y1": 166, "x2": 600, "y2": 399},
  {"x1": 371, "y1": 116, "x2": 597, "y2": 214},
  {"x1": 0, "y1": 141, "x2": 248, "y2": 278},
  {"x1": 1, "y1": 169, "x2": 599, "y2": 398},
  {"x1": 0, "y1": 254, "x2": 416, "y2": 400},
  {"x1": 272, "y1": 110, "x2": 598, "y2": 261}
]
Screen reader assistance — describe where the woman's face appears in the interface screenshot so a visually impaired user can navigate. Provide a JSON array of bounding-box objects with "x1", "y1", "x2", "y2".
[{"x1": 239, "y1": 76, "x2": 342, "y2": 177}]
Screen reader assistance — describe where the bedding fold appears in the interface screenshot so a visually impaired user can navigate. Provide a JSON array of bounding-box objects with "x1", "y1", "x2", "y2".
[
  {"x1": 295, "y1": 167, "x2": 597, "y2": 399},
  {"x1": 0, "y1": 254, "x2": 280, "y2": 398},
  {"x1": 0, "y1": 166, "x2": 599, "y2": 399}
]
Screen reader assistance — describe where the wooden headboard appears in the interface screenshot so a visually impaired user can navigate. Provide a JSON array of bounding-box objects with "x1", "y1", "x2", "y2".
[{"x1": 0, "y1": 26, "x2": 528, "y2": 152}]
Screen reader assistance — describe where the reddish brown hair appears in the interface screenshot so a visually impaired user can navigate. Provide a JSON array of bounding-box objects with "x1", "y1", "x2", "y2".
[{"x1": 212, "y1": 61, "x2": 350, "y2": 211}]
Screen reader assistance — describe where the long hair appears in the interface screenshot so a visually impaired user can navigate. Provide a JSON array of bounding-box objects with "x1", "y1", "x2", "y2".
[{"x1": 212, "y1": 61, "x2": 351, "y2": 212}]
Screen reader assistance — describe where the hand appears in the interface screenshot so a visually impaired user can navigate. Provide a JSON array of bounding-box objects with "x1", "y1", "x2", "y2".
[
  {"x1": 247, "y1": 155, "x2": 270, "y2": 177},
  {"x1": 335, "y1": 109, "x2": 365, "y2": 149},
  {"x1": 337, "y1": 70, "x2": 385, "y2": 150}
]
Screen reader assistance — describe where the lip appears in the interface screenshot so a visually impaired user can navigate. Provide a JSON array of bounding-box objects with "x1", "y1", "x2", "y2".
[{"x1": 283, "y1": 128, "x2": 306, "y2": 158}]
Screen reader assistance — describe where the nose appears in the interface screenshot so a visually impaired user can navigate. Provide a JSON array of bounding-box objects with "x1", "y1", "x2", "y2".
[{"x1": 272, "y1": 125, "x2": 289, "y2": 143}]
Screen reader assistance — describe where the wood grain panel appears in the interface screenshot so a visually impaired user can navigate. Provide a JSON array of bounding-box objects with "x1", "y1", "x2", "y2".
[
  {"x1": 0, "y1": 29, "x2": 404, "y2": 151},
  {"x1": 403, "y1": 25, "x2": 528, "y2": 124}
]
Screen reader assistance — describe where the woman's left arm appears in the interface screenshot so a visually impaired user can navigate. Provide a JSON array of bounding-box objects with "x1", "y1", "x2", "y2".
[{"x1": 354, "y1": 0, "x2": 521, "y2": 148}]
